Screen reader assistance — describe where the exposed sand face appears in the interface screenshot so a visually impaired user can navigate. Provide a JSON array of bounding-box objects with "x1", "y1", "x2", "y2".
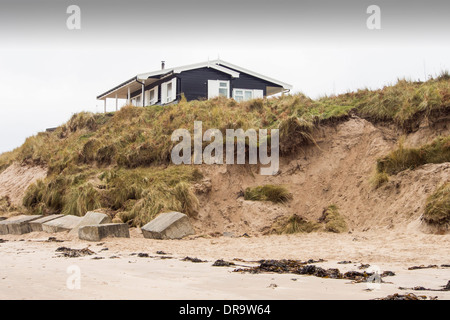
[
  {"x1": 0, "y1": 163, "x2": 47, "y2": 208},
  {"x1": 1, "y1": 230, "x2": 449, "y2": 300},
  {"x1": 191, "y1": 118, "x2": 450, "y2": 236}
]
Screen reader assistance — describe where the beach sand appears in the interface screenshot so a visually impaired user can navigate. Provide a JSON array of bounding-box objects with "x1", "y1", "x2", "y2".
[{"x1": 0, "y1": 229, "x2": 449, "y2": 300}]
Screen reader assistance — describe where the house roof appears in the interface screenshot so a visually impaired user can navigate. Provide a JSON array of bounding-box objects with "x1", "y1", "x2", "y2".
[
  {"x1": 136, "y1": 60, "x2": 241, "y2": 80},
  {"x1": 97, "y1": 59, "x2": 292, "y2": 100}
]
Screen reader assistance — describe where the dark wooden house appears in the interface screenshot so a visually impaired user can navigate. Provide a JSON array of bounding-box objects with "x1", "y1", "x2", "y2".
[{"x1": 97, "y1": 60, "x2": 292, "y2": 109}]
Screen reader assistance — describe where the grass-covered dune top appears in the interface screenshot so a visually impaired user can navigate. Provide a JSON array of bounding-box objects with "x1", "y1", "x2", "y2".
[
  {"x1": 0, "y1": 74, "x2": 448, "y2": 227},
  {"x1": 0, "y1": 74, "x2": 448, "y2": 175},
  {"x1": 319, "y1": 72, "x2": 450, "y2": 131}
]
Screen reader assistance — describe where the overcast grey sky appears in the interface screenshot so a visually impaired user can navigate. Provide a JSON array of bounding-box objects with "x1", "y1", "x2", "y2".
[{"x1": 0, "y1": 0, "x2": 449, "y2": 153}]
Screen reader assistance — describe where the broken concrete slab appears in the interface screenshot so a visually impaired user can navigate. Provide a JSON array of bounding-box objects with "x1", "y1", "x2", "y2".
[
  {"x1": 78, "y1": 223, "x2": 130, "y2": 241},
  {"x1": 141, "y1": 211, "x2": 195, "y2": 240},
  {"x1": 68, "y1": 211, "x2": 112, "y2": 236},
  {"x1": 42, "y1": 215, "x2": 83, "y2": 233},
  {"x1": 0, "y1": 215, "x2": 42, "y2": 235},
  {"x1": 29, "y1": 215, "x2": 64, "y2": 232}
]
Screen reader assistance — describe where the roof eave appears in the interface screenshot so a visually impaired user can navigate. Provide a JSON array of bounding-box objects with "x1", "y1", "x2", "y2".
[
  {"x1": 212, "y1": 59, "x2": 292, "y2": 90},
  {"x1": 96, "y1": 76, "x2": 137, "y2": 100}
]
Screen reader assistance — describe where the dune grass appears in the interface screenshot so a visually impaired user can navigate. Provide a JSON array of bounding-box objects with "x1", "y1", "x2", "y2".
[
  {"x1": 269, "y1": 205, "x2": 348, "y2": 235},
  {"x1": 23, "y1": 165, "x2": 202, "y2": 226},
  {"x1": 0, "y1": 196, "x2": 18, "y2": 214},
  {"x1": 1, "y1": 75, "x2": 448, "y2": 174},
  {"x1": 318, "y1": 75, "x2": 449, "y2": 131},
  {"x1": 319, "y1": 205, "x2": 348, "y2": 233},
  {"x1": 244, "y1": 184, "x2": 293, "y2": 204},
  {"x1": 270, "y1": 214, "x2": 321, "y2": 234},
  {"x1": 374, "y1": 136, "x2": 450, "y2": 185},
  {"x1": 422, "y1": 183, "x2": 450, "y2": 227}
]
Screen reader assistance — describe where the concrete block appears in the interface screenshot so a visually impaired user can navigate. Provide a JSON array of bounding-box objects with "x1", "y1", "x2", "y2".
[
  {"x1": 68, "y1": 211, "x2": 112, "y2": 236},
  {"x1": 42, "y1": 215, "x2": 83, "y2": 233},
  {"x1": 29, "y1": 215, "x2": 64, "y2": 232},
  {"x1": 0, "y1": 215, "x2": 42, "y2": 235},
  {"x1": 78, "y1": 223, "x2": 130, "y2": 241},
  {"x1": 141, "y1": 212, "x2": 195, "y2": 240}
]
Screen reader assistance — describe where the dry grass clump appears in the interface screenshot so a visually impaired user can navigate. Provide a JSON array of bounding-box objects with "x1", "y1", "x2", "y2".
[
  {"x1": 61, "y1": 183, "x2": 103, "y2": 216},
  {"x1": 95, "y1": 144, "x2": 117, "y2": 165},
  {"x1": 422, "y1": 182, "x2": 450, "y2": 228},
  {"x1": 370, "y1": 171, "x2": 390, "y2": 189},
  {"x1": 319, "y1": 205, "x2": 348, "y2": 233},
  {"x1": 278, "y1": 117, "x2": 315, "y2": 154},
  {"x1": 78, "y1": 138, "x2": 100, "y2": 163},
  {"x1": 23, "y1": 165, "x2": 202, "y2": 226},
  {"x1": 244, "y1": 185, "x2": 292, "y2": 204},
  {"x1": 375, "y1": 136, "x2": 450, "y2": 184},
  {"x1": 0, "y1": 196, "x2": 18, "y2": 214},
  {"x1": 268, "y1": 205, "x2": 348, "y2": 235},
  {"x1": 98, "y1": 165, "x2": 202, "y2": 227},
  {"x1": 118, "y1": 180, "x2": 199, "y2": 227},
  {"x1": 23, "y1": 172, "x2": 98, "y2": 216},
  {"x1": 67, "y1": 112, "x2": 110, "y2": 133},
  {"x1": 270, "y1": 214, "x2": 321, "y2": 234}
]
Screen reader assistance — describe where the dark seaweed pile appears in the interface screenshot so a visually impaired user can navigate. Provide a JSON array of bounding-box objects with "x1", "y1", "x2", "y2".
[
  {"x1": 182, "y1": 256, "x2": 207, "y2": 263},
  {"x1": 233, "y1": 259, "x2": 395, "y2": 282},
  {"x1": 375, "y1": 293, "x2": 438, "y2": 300},
  {"x1": 55, "y1": 246, "x2": 95, "y2": 258}
]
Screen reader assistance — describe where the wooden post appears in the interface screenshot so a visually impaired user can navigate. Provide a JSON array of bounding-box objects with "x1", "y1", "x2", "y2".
[
  {"x1": 104, "y1": 99, "x2": 106, "y2": 114},
  {"x1": 115, "y1": 94, "x2": 118, "y2": 111},
  {"x1": 127, "y1": 87, "x2": 131, "y2": 105},
  {"x1": 142, "y1": 83, "x2": 145, "y2": 107}
]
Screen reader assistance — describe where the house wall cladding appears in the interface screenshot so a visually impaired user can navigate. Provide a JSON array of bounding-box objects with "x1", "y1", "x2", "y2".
[
  {"x1": 129, "y1": 66, "x2": 284, "y2": 104},
  {"x1": 223, "y1": 65, "x2": 283, "y2": 95},
  {"x1": 177, "y1": 68, "x2": 231, "y2": 101}
]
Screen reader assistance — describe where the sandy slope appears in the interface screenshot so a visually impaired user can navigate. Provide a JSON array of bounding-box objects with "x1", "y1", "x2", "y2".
[
  {"x1": 0, "y1": 163, "x2": 46, "y2": 207},
  {"x1": 191, "y1": 117, "x2": 450, "y2": 235}
]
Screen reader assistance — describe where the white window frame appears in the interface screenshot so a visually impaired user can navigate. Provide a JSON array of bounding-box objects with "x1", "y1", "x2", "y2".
[
  {"x1": 146, "y1": 86, "x2": 158, "y2": 105},
  {"x1": 132, "y1": 94, "x2": 142, "y2": 106},
  {"x1": 218, "y1": 81, "x2": 229, "y2": 98},
  {"x1": 161, "y1": 78, "x2": 177, "y2": 104},
  {"x1": 208, "y1": 80, "x2": 230, "y2": 99},
  {"x1": 167, "y1": 82, "x2": 173, "y2": 102},
  {"x1": 232, "y1": 88, "x2": 263, "y2": 102}
]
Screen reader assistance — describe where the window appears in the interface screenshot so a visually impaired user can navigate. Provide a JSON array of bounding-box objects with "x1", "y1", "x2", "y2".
[
  {"x1": 146, "y1": 86, "x2": 158, "y2": 105},
  {"x1": 161, "y1": 78, "x2": 177, "y2": 104},
  {"x1": 218, "y1": 81, "x2": 229, "y2": 97},
  {"x1": 233, "y1": 89, "x2": 252, "y2": 102},
  {"x1": 208, "y1": 80, "x2": 230, "y2": 99},
  {"x1": 233, "y1": 89, "x2": 263, "y2": 102},
  {"x1": 167, "y1": 82, "x2": 172, "y2": 102},
  {"x1": 234, "y1": 90, "x2": 244, "y2": 102}
]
